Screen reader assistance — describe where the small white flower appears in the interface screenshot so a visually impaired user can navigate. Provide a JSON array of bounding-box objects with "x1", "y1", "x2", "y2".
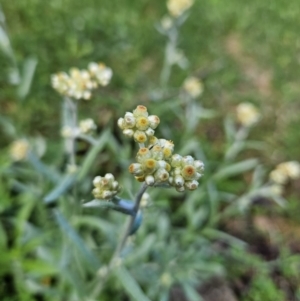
[
  {"x1": 167, "y1": 0, "x2": 194, "y2": 17},
  {"x1": 79, "y1": 118, "x2": 97, "y2": 134},
  {"x1": 61, "y1": 126, "x2": 75, "y2": 138},
  {"x1": 269, "y1": 161, "x2": 300, "y2": 184},
  {"x1": 269, "y1": 184, "x2": 284, "y2": 196},
  {"x1": 10, "y1": 139, "x2": 30, "y2": 161},
  {"x1": 236, "y1": 103, "x2": 260, "y2": 127},
  {"x1": 183, "y1": 76, "x2": 203, "y2": 98}
]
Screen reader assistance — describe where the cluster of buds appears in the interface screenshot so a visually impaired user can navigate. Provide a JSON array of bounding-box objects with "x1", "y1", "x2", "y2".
[
  {"x1": 166, "y1": 0, "x2": 194, "y2": 17},
  {"x1": 236, "y1": 102, "x2": 260, "y2": 127},
  {"x1": 121, "y1": 106, "x2": 204, "y2": 191},
  {"x1": 61, "y1": 118, "x2": 97, "y2": 138},
  {"x1": 79, "y1": 118, "x2": 97, "y2": 134},
  {"x1": 269, "y1": 161, "x2": 300, "y2": 185},
  {"x1": 51, "y1": 62, "x2": 112, "y2": 100},
  {"x1": 117, "y1": 105, "x2": 160, "y2": 144},
  {"x1": 169, "y1": 154, "x2": 204, "y2": 192},
  {"x1": 183, "y1": 76, "x2": 204, "y2": 98},
  {"x1": 10, "y1": 139, "x2": 30, "y2": 161},
  {"x1": 128, "y1": 138, "x2": 174, "y2": 185},
  {"x1": 92, "y1": 173, "x2": 121, "y2": 200}
]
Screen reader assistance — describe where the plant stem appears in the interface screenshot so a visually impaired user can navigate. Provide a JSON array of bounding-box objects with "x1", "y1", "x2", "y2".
[
  {"x1": 160, "y1": 29, "x2": 178, "y2": 88},
  {"x1": 63, "y1": 97, "x2": 78, "y2": 166},
  {"x1": 90, "y1": 183, "x2": 148, "y2": 298}
]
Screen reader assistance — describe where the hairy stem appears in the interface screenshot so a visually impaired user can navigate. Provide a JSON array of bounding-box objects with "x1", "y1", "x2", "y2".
[{"x1": 90, "y1": 183, "x2": 148, "y2": 298}]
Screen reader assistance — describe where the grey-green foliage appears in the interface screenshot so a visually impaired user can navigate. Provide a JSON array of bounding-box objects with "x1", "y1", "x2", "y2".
[{"x1": 1, "y1": 0, "x2": 300, "y2": 300}]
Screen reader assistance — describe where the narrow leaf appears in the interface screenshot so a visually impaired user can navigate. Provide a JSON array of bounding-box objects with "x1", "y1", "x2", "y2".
[
  {"x1": 77, "y1": 129, "x2": 110, "y2": 182},
  {"x1": 182, "y1": 283, "x2": 203, "y2": 301},
  {"x1": 28, "y1": 152, "x2": 60, "y2": 184},
  {"x1": 213, "y1": 158, "x2": 259, "y2": 180},
  {"x1": 114, "y1": 266, "x2": 151, "y2": 301},
  {"x1": 17, "y1": 57, "x2": 38, "y2": 100},
  {"x1": 43, "y1": 174, "x2": 76, "y2": 204},
  {"x1": 53, "y1": 210, "x2": 100, "y2": 271}
]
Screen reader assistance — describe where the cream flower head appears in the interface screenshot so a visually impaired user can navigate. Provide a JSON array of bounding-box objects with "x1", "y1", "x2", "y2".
[
  {"x1": 236, "y1": 102, "x2": 260, "y2": 127},
  {"x1": 167, "y1": 0, "x2": 194, "y2": 17}
]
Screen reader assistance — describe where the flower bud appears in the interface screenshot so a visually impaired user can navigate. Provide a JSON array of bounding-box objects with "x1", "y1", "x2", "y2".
[
  {"x1": 182, "y1": 155, "x2": 194, "y2": 165},
  {"x1": 185, "y1": 180, "x2": 199, "y2": 190},
  {"x1": 163, "y1": 148, "x2": 173, "y2": 159},
  {"x1": 145, "y1": 128, "x2": 155, "y2": 137},
  {"x1": 194, "y1": 160, "x2": 205, "y2": 172},
  {"x1": 117, "y1": 118, "x2": 125, "y2": 129},
  {"x1": 145, "y1": 175, "x2": 155, "y2": 186},
  {"x1": 133, "y1": 105, "x2": 148, "y2": 117},
  {"x1": 148, "y1": 136, "x2": 158, "y2": 146},
  {"x1": 135, "y1": 175, "x2": 146, "y2": 182},
  {"x1": 143, "y1": 158, "x2": 158, "y2": 173},
  {"x1": 174, "y1": 175, "x2": 184, "y2": 187},
  {"x1": 124, "y1": 112, "x2": 136, "y2": 128},
  {"x1": 104, "y1": 173, "x2": 115, "y2": 184},
  {"x1": 136, "y1": 116, "x2": 150, "y2": 131},
  {"x1": 123, "y1": 129, "x2": 134, "y2": 138},
  {"x1": 151, "y1": 145, "x2": 164, "y2": 160},
  {"x1": 171, "y1": 154, "x2": 182, "y2": 167},
  {"x1": 102, "y1": 190, "x2": 113, "y2": 199},
  {"x1": 134, "y1": 131, "x2": 147, "y2": 143},
  {"x1": 181, "y1": 165, "x2": 196, "y2": 180},
  {"x1": 136, "y1": 148, "x2": 151, "y2": 162},
  {"x1": 111, "y1": 181, "x2": 120, "y2": 190},
  {"x1": 128, "y1": 163, "x2": 144, "y2": 176},
  {"x1": 148, "y1": 115, "x2": 160, "y2": 129},
  {"x1": 93, "y1": 176, "x2": 102, "y2": 187},
  {"x1": 154, "y1": 168, "x2": 169, "y2": 182},
  {"x1": 79, "y1": 118, "x2": 96, "y2": 134}
]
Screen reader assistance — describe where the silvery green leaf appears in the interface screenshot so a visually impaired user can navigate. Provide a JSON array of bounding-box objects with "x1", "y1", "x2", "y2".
[
  {"x1": 182, "y1": 283, "x2": 203, "y2": 301},
  {"x1": 53, "y1": 209, "x2": 100, "y2": 271},
  {"x1": 0, "y1": 25, "x2": 11, "y2": 57},
  {"x1": 77, "y1": 129, "x2": 110, "y2": 181},
  {"x1": 8, "y1": 67, "x2": 21, "y2": 85},
  {"x1": 213, "y1": 158, "x2": 259, "y2": 180},
  {"x1": 28, "y1": 152, "x2": 60, "y2": 184},
  {"x1": 224, "y1": 116, "x2": 236, "y2": 143},
  {"x1": 126, "y1": 234, "x2": 156, "y2": 264},
  {"x1": 114, "y1": 266, "x2": 151, "y2": 301},
  {"x1": 17, "y1": 57, "x2": 38, "y2": 100},
  {"x1": 0, "y1": 115, "x2": 16, "y2": 137},
  {"x1": 44, "y1": 174, "x2": 76, "y2": 204},
  {"x1": 250, "y1": 165, "x2": 266, "y2": 190}
]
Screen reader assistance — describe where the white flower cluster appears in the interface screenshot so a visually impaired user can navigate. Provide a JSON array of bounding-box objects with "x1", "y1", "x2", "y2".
[
  {"x1": 269, "y1": 161, "x2": 300, "y2": 184},
  {"x1": 79, "y1": 118, "x2": 97, "y2": 134},
  {"x1": 121, "y1": 106, "x2": 204, "y2": 191},
  {"x1": 92, "y1": 173, "x2": 121, "y2": 200},
  {"x1": 61, "y1": 118, "x2": 97, "y2": 138},
  {"x1": 183, "y1": 76, "x2": 203, "y2": 98},
  {"x1": 10, "y1": 139, "x2": 30, "y2": 161},
  {"x1": 117, "y1": 105, "x2": 160, "y2": 144},
  {"x1": 169, "y1": 154, "x2": 204, "y2": 192},
  {"x1": 236, "y1": 102, "x2": 260, "y2": 127},
  {"x1": 51, "y1": 62, "x2": 112, "y2": 100},
  {"x1": 167, "y1": 0, "x2": 194, "y2": 17}
]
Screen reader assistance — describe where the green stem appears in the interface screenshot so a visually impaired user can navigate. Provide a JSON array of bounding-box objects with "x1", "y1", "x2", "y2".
[{"x1": 90, "y1": 183, "x2": 148, "y2": 298}]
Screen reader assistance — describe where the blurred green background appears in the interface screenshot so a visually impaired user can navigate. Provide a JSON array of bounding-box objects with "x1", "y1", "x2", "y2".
[{"x1": 1, "y1": 0, "x2": 300, "y2": 300}]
